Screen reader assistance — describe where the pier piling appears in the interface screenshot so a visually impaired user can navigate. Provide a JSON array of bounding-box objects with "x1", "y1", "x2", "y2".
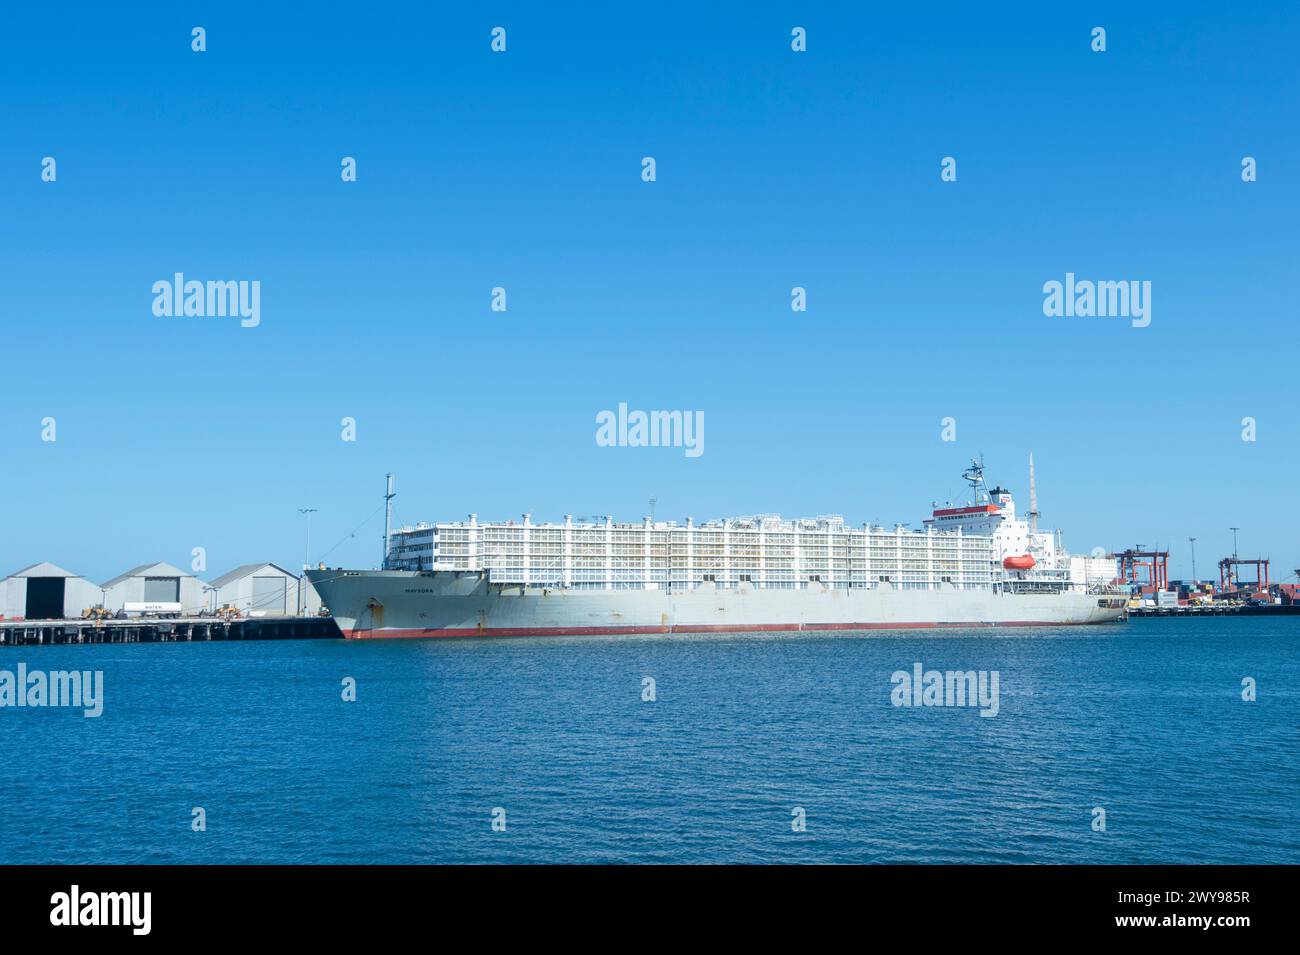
[{"x1": 0, "y1": 616, "x2": 341, "y2": 647}]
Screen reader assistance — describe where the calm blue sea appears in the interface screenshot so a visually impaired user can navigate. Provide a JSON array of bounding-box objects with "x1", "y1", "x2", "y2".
[{"x1": 1, "y1": 617, "x2": 1296, "y2": 864}]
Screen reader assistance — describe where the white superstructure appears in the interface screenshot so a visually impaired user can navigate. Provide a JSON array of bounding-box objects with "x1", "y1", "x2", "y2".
[
  {"x1": 385, "y1": 459, "x2": 1112, "y2": 595},
  {"x1": 388, "y1": 513, "x2": 997, "y2": 591}
]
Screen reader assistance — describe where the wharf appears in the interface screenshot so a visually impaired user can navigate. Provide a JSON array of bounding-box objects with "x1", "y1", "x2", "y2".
[
  {"x1": 0, "y1": 616, "x2": 340, "y2": 646},
  {"x1": 1128, "y1": 604, "x2": 1300, "y2": 618}
]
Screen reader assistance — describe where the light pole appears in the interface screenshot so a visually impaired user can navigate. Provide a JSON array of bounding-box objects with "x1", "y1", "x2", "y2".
[
  {"x1": 1189, "y1": 537, "x2": 1197, "y2": 582},
  {"x1": 299, "y1": 507, "x2": 318, "y2": 614}
]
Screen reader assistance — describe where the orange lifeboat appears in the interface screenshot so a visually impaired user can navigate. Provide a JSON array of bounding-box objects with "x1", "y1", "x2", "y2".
[{"x1": 1002, "y1": 554, "x2": 1036, "y2": 570}]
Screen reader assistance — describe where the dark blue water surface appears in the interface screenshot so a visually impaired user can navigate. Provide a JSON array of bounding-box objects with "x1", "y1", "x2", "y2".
[{"x1": 1, "y1": 617, "x2": 1296, "y2": 864}]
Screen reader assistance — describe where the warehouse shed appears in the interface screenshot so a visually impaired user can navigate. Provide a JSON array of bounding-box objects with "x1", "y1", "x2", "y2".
[
  {"x1": 1, "y1": 562, "x2": 103, "y2": 620},
  {"x1": 207, "y1": 562, "x2": 321, "y2": 616},
  {"x1": 102, "y1": 561, "x2": 207, "y2": 614}
]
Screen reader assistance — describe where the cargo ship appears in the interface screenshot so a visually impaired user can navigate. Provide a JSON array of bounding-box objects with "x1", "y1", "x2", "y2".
[{"x1": 307, "y1": 459, "x2": 1128, "y2": 639}]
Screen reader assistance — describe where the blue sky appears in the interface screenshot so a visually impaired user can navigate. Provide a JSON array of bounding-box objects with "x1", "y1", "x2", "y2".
[{"x1": 3, "y1": 2, "x2": 1297, "y2": 584}]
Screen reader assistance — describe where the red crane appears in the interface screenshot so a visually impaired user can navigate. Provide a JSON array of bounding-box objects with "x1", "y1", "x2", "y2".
[
  {"x1": 1115, "y1": 547, "x2": 1169, "y2": 592},
  {"x1": 1218, "y1": 557, "x2": 1269, "y2": 596}
]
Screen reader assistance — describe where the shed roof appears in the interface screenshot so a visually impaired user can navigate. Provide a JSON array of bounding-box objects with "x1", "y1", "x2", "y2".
[
  {"x1": 101, "y1": 561, "x2": 193, "y2": 588},
  {"x1": 6, "y1": 561, "x2": 82, "y2": 579},
  {"x1": 207, "y1": 562, "x2": 298, "y2": 589}
]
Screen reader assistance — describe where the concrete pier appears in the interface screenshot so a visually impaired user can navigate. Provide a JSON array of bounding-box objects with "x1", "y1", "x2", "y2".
[
  {"x1": 1128, "y1": 603, "x2": 1300, "y2": 618},
  {"x1": 0, "y1": 616, "x2": 340, "y2": 646}
]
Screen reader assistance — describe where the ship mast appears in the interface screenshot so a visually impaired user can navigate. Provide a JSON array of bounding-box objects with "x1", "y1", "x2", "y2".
[
  {"x1": 1028, "y1": 452, "x2": 1040, "y2": 533},
  {"x1": 962, "y1": 455, "x2": 989, "y2": 504},
  {"x1": 382, "y1": 473, "x2": 396, "y2": 569}
]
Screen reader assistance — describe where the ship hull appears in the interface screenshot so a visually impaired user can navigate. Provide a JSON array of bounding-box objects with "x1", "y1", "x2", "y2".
[{"x1": 308, "y1": 570, "x2": 1127, "y2": 639}]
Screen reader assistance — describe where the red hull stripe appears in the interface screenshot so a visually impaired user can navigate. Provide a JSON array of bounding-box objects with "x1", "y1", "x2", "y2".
[{"x1": 341, "y1": 620, "x2": 1106, "y2": 639}]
